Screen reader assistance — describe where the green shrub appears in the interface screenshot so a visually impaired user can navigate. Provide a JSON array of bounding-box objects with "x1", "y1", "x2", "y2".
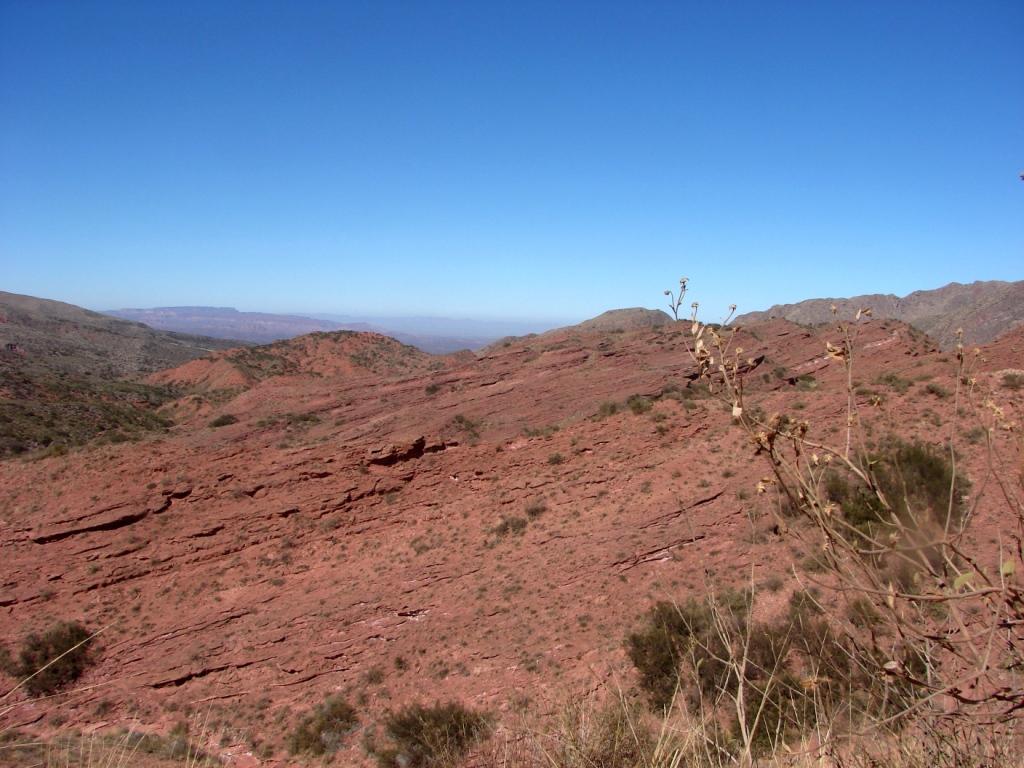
[
  {"x1": 208, "y1": 413, "x2": 238, "y2": 428},
  {"x1": 795, "y1": 374, "x2": 818, "y2": 391},
  {"x1": 626, "y1": 592, "x2": 808, "y2": 751},
  {"x1": 627, "y1": 591, "x2": 904, "y2": 754},
  {"x1": 846, "y1": 596, "x2": 882, "y2": 629},
  {"x1": 925, "y1": 382, "x2": 950, "y2": 399},
  {"x1": 548, "y1": 452, "x2": 564, "y2": 465},
  {"x1": 0, "y1": 376, "x2": 178, "y2": 458},
  {"x1": 129, "y1": 723, "x2": 217, "y2": 764},
  {"x1": 596, "y1": 401, "x2": 618, "y2": 419},
  {"x1": 544, "y1": 700, "x2": 655, "y2": 768},
  {"x1": 627, "y1": 593, "x2": 746, "y2": 711},
  {"x1": 0, "y1": 621, "x2": 94, "y2": 696},
  {"x1": 288, "y1": 695, "x2": 358, "y2": 756},
  {"x1": 491, "y1": 515, "x2": 527, "y2": 537},
  {"x1": 378, "y1": 701, "x2": 490, "y2": 767},
  {"x1": 627, "y1": 395, "x2": 652, "y2": 414},
  {"x1": 824, "y1": 438, "x2": 969, "y2": 538},
  {"x1": 625, "y1": 599, "x2": 697, "y2": 710},
  {"x1": 876, "y1": 372, "x2": 912, "y2": 393},
  {"x1": 525, "y1": 501, "x2": 547, "y2": 519},
  {"x1": 449, "y1": 414, "x2": 481, "y2": 440},
  {"x1": 965, "y1": 426, "x2": 986, "y2": 445},
  {"x1": 257, "y1": 411, "x2": 320, "y2": 429},
  {"x1": 1002, "y1": 372, "x2": 1024, "y2": 391},
  {"x1": 660, "y1": 382, "x2": 710, "y2": 402}
]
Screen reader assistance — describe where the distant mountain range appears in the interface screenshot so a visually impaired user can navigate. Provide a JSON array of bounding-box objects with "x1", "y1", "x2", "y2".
[
  {"x1": 106, "y1": 307, "x2": 558, "y2": 354},
  {"x1": 736, "y1": 280, "x2": 1024, "y2": 348},
  {"x1": 105, "y1": 306, "x2": 364, "y2": 345}
]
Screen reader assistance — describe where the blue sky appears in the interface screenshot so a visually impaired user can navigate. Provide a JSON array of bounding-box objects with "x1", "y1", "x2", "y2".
[{"x1": 1, "y1": 1, "x2": 1021, "y2": 323}]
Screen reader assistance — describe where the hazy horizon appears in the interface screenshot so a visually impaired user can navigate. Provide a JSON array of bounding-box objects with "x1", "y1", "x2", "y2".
[
  {"x1": 96, "y1": 302, "x2": 577, "y2": 330},
  {"x1": 100, "y1": 302, "x2": 569, "y2": 338},
  {"x1": 77, "y1": 272, "x2": 1015, "y2": 325},
  {"x1": 7, "y1": 274, "x2": 1024, "y2": 334}
]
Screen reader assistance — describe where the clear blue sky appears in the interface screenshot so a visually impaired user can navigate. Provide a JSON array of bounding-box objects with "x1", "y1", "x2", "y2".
[{"x1": 1, "y1": 1, "x2": 1021, "y2": 323}]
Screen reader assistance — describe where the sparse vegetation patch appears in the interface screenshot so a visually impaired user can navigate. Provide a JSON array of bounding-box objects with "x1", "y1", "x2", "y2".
[
  {"x1": 876, "y1": 372, "x2": 912, "y2": 393},
  {"x1": 375, "y1": 701, "x2": 490, "y2": 768},
  {"x1": 491, "y1": 515, "x2": 528, "y2": 538},
  {"x1": 208, "y1": 413, "x2": 239, "y2": 428},
  {"x1": 448, "y1": 414, "x2": 481, "y2": 441},
  {"x1": 627, "y1": 590, "x2": 911, "y2": 754},
  {"x1": 626, "y1": 394, "x2": 653, "y2": 414},
  {"x1": 287, "y1": 695, "x2": 359, "y2": 756},
  {"x1": 0, "y1": 620, "x2": 94, "y2": 696}
]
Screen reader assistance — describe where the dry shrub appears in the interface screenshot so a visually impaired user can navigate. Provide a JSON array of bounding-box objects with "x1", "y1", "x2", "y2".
[
  {"x1": 376, "y1": 701, "x2": 490, "y2": 768},
  {"x1": 625, "y1": 586, "x2": 921, "y2": 759},
  {"x1": 539, "y1": 697, "x2": 654, "y2": 768},
  {"x1": 287, "y1": 695, "x2": 358, "y2": 756},
  {"x1": 0, "y1": 621, "x2": 94, "y2": 697}
]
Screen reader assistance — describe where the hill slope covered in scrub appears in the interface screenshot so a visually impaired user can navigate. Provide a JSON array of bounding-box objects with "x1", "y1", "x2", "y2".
[
  {"x1": 1, "y1": 300, "x2": 1021, "y2": 765},
  {"x1": 1, "y1": 291, "x2": 239, "y2": 376},
  {"x1": 736, "y1": 279, "x2": 1024, "y2": 348},
  {"x1": 0, "y1": 291, "x2": 239, "y2": 456}
]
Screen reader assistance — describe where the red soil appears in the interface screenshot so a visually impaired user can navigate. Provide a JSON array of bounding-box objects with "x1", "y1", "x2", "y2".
[{"x1": 1, "y1": 318, "x2": 1019, "y2": 765}]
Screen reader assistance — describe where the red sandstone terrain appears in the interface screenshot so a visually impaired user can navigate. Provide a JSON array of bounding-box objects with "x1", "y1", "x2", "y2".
[{"x1": 1, "y1": 313, "x2": 1021, "y2": 765}]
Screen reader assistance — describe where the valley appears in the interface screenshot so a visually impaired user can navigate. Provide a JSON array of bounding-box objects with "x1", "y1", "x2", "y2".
[{"x1": 2, "y1": 298, "x2": 1021, "y2": 766}]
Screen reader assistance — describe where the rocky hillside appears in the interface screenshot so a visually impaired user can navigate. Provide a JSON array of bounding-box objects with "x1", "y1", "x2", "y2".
[
  {"x1": 736, "y1": 279, "x2": 1024, "y2": 348},
  {"x1": 1, "y1": 309, "x2": 1019, "y2": 765},
  {"x1": 1, "y1": 292, "x2": 239, "y2": 377},
  {"x1": 0, "y1": 291, "x2": 238, "y2": 456},
  {"x1": 149, "y1": 331, "x2": 435, "y2": 394},
  {"x1": 571, "y1": 307, "x2": 672, "y2": 332}
]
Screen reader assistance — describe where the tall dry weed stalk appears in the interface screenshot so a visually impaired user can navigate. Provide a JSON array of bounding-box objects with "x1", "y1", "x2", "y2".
[{"x1": 663, "y1": 279, "x2": 1023, "y2": 763}]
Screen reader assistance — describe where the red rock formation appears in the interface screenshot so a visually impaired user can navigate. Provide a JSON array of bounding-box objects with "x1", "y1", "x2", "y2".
[{"x1": 0, "y1": 317, "x2": 1019, "y2": 765}]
